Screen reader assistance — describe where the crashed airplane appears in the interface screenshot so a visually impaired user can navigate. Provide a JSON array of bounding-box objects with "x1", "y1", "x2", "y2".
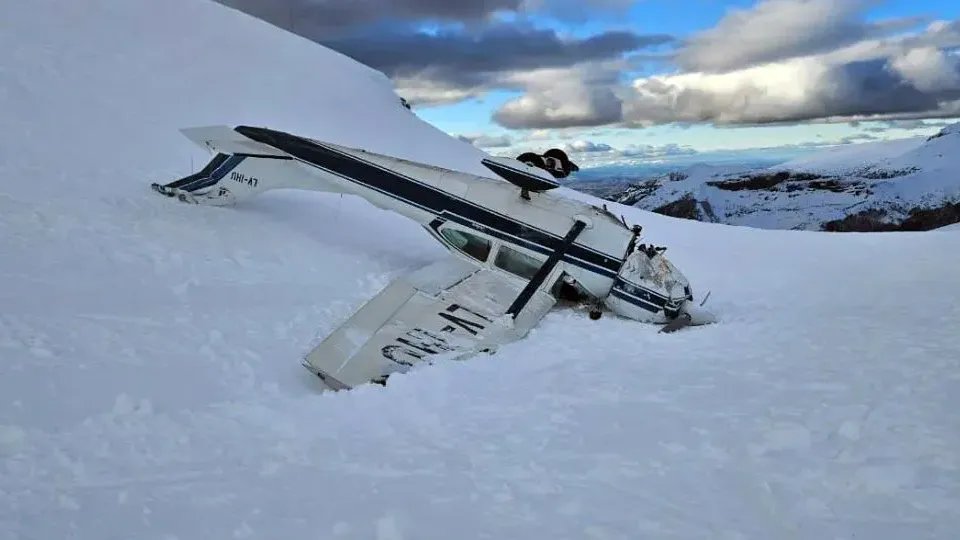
[{"x1": 152, "y1": 125, "x2": 716, "y2": 390}]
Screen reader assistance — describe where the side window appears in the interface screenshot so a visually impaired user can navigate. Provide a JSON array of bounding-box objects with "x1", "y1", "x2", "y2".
[
  {"x1": 441, "y1": 228, "x2": 492, "y2": 262},
  {"x1": 494, "y1": 245, "x2": 544, "y2": 280}
]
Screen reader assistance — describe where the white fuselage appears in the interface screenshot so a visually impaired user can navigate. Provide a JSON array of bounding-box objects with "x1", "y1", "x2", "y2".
[
  {"x1": 179, "y1": 125, "x2": 689, "y2": 323},
  {"x1": 294, "y1": 140, "x2": 633, "y2": 299}
]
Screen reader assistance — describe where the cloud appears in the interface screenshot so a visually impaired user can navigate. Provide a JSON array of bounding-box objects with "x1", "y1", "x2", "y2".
[
  {"x1": 217, "y1": 0, "x2": 523, "y2": 35},
  {"x1": 490, "y1": 19, "x2": 960, "y2": 129},
  {"x1": 565, "y1": 140, "x2": 614, "y2": 153},
  {"x1": 861, "y1": 119, "x2": 955, "y2": 132},
  {"x1": 618, "y1": 143, "x2": 698, "y2": 158},
  {"x1": 889, "y1": 47, "x2": 960, "y2": 93},
  {"x1": 613, "y1": 3, "x2": 960, "y2": 126},
  {"x1": 323, "y1": 25, "x2": 669, "y2": 81},
  {"x1": 521, "y1": 0, "x2": 636, "y2": 22},
  {"x1": 675, "y1": 0, "x2": 918, "y2": 73},
  {"x1": 493, "y1": 64, "x2": 625, "y2": 128},
  {"x1": 623, "y1": 56, "x2": 954, "y2": 126},
  {"x1": 219, "y1": 0, "x2": 672, "y2": 107},
  {"x1": 220, "y1": 0, "x2": 645, "y2": 35},
  {"x1": 393, "y1": 77, "x2": 484, "y2": 105},
  {"x1": 224, "y1": 0, "x2": 960, "y2": 130},
  {"x1": 457, "y1": 134, "x2": 514, "y2": 148},
  {"x1": 218, "y1": 0, "x2": 669, "y2": 108},
  {"x1": 321, "y1": 25, "x2": 670, "y2": 107},
  {"x1": 222, "y1": 0, "x2": 646, "y2": 33},
  {"x1": 491, "y1": 4, "x2": 960, "y2": 129},
  {"x1": 524, "y1": 129, "x2": 558, "y2": 141},
  {"x1": 623, "y1": 38, "x2": 960, "y2": 126},
  {"x1": 558, "y1": 140, "x2": 698, "y2": 162}
]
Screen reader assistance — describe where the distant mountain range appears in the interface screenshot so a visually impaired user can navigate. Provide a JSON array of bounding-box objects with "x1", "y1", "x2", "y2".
[{"x1": 583, "y1": 124, "x2": 960, "y2": 231}]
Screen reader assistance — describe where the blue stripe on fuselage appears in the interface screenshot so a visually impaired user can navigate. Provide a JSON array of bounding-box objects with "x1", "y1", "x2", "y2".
[
  {"x1": 234, "y1": 126, "x2": 624, "y2": 278},
  {"x1": 609, "y1": 287, "x2": 662, "y2": 313}
]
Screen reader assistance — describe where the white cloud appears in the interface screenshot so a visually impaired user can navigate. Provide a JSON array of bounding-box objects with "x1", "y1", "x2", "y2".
[
  {"x1": 555, "y1": 140, "x2": 698, "y2": 163},
  {"x1": 675, "y1": 0, "x2": 879, "y2": 73},
  {"x1": 493, "y1": 65, "x2": 624, "y2": 128},
  {"x1": 565, "y1": 140, "x2": 614, "y2": 153},
  {"x1": 485, "y1": 3, "x2": 960, "y2": 129},
  {"x1": 524, "y1": 129, "x2": 556, "y2": 140},
  {"x1": 619, "y1": 143, "x2": 698, "y2": 158},
  {"x1": 457, "y1": 133, "x2": 514, "y2": 148},
  {"x1": 889, "y1": 47, "x2": 960, "y2": 93},
  {"x1": 620, "y1": 20, "x2": 960, "y2": 126},
  {"x1": 393, "y1": 76, "x2": 481, "y2": 106},
  {"x1": 624, "y1": 57, "x2": 831, "y2": 125}
]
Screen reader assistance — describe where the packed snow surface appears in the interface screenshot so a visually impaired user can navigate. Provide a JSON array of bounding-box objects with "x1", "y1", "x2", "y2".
[{"x1": 2, "y1": 1, "x2": 960, "y2": 539}]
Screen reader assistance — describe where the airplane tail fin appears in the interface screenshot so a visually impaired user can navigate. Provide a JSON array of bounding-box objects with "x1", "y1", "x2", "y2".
[{"x1": 151, "y1": 152, "x2": 295, "y2": 205}]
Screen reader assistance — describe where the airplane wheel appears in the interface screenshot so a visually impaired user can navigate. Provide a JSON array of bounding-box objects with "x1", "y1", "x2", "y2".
[
  {"x1": 516, "y1": 152, "x2": 545, "y2": 169},
  {"x1": 542, "y1": 148, "x2": 571, "y2": 164},
  {"x1": 543, "y1": 148, "x2": 578, "y2": 177}
]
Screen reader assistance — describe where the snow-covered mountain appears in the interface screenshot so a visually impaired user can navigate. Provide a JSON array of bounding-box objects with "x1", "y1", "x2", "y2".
[
  {"x1": 608, "y1": 128, "x2": 960, "y2": 231},
  {"x1": 2, "y1": 1, "x2": 959, "y2": 539}
]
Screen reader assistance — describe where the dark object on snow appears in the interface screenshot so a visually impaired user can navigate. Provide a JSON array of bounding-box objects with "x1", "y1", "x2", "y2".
[
  {"x1": 659, "y1": 312, "x2": 692, "y2": 333},
  {"x1": 636, "y1": 243, "x2": 667, "y2": 258}
]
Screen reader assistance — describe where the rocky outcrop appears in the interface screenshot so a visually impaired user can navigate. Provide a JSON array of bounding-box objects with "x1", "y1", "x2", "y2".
[{"x1": 823, "y1": 202, "x2": 960, "y2": 232}]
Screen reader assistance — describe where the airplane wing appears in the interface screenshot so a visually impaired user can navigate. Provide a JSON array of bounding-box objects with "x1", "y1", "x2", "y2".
[{"x1": 302, "y1": 255, "x2": 557, "y2": 390}]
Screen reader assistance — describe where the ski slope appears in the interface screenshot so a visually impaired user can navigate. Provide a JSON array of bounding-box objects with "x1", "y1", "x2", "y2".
[{"x1": 2, "y1": 1, "x2": 960, "y2": 539}]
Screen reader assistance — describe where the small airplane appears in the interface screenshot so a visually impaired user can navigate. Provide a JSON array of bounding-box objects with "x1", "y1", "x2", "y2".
[{"x1": 152, "y1": 125, "x2": 716, "y2": 391}]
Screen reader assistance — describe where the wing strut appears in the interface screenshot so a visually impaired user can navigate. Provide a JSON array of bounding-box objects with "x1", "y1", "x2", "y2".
[{"x1": 506, "y1": 219, "x2": 588, "y2": 318}]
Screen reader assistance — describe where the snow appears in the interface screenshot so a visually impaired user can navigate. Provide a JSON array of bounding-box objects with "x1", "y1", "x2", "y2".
[
  {"x1": 778, "y1": 137, "x2": 926, "y2": 173},
  {"x1": 2, "y1": 1, "x2": 960, "y2": 539},
  {"x1": 613, "y1": 127, "x2": 960, "y2": 230}
]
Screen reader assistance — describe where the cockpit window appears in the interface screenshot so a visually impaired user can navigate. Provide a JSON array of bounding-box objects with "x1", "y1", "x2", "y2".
[
  {"x1": 440, "y1": 228, "x2": 491, "y2": 262},
  {"x1": 494, "y1": 245, "x2": 544, "y2": 280}
]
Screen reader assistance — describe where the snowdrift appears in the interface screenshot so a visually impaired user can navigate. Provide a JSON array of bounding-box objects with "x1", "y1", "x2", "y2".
[{"x1": 1, "y1": 1, "x2": 959, "y2": 539}]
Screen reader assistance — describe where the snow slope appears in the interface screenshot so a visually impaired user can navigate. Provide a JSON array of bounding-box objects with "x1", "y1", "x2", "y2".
[
  {"x1": 610, "y1": 130, "x2": 960, "y2": 230},
  {"x1": 778, "y1": 137, "x2": 926, "y2": 172},
  {"x1": 2, "y1": 1, "x2": 960, "y2": 539}
]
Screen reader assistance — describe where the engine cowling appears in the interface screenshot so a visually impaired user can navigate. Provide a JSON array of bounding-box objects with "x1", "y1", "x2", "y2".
[
  {"x1": 604, "y1": 245, "x2": 717, "y2": 328},
  {"x1": 605, "y1": 247, "x2": 692, "y2": 324}
]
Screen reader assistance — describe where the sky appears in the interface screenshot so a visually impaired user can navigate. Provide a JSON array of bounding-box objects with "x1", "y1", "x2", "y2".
[{"x1": 219, "y1": 0, "x2": 960, "y2": 167}]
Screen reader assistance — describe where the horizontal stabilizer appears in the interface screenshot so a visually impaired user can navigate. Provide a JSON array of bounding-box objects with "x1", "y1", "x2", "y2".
[{"x1": 179, "y1": 125, "x2": 290, "y2": 157}]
